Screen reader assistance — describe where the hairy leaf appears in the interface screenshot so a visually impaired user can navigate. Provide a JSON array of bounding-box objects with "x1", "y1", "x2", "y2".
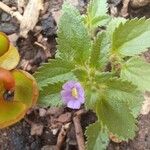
[
  {"x1": 34, "y1": 59, "x2": 76, "y2": 89},
  {"x1": 57, "y1": 3, "x2": 91, "y2": 64},
  {"x1": 90, "y1": 32, "x2": 105, "y2": 69},
  {"x1": 97, "y1": 98, "x2": 137, "y2": 140},
  {"x1": 38, "y1": 82, "x2": 63, "y2": 107},
  {"x1": 96, "y1": 76, "x2": 142, "y2": 117},
  {"x1": 86, "y1": 0, "x2": 109, "y2": 29},
  {"x1": 85, "y1": 87, "x2": 100, "y2": 110},
  {"x1": 85, "y1": 122, "x2": 109, "y2": 150},
  {"x1": 121, "y1": 57, "x2": 150, "y2": 91},
  {"x1": 85, "y1": 72, "x2": 113, "y2": 109},
  {"x1": 73, "y1": 68, "x2": 88, "y2": 82},
  {"x1": 112, "y1": 18, "x2": 150, "y2": 56},
  {"x1": 107, "y1": 17, "x2": 126, "y2": 37}
]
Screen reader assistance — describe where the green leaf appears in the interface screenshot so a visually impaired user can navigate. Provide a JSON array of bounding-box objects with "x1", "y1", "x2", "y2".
[
  {"x1": 73, "y1": 68, "x2": 88, "y2": 82},
  {"x1": 104, "y1": 78, "x2": 137, "y2": 98},
  {"x1": 57, "y1": 3, "x2": 91, "y2": 64},
  {"x1": 34, "y1": 59, "x2": 76, "y2": 89},
  {"x1": 107, "y1": 17, "x2": 126, "y2": 37},
  {"x1": 90, "y1": 32, "x2": 105, "y2": 69},
  {"x1": 90, "y1": 31, "x2": 110, "y2": 71},
  {"x1": 121, "y1": 57, "x2": 150, "y2": 91},
  {"x1": 96, "y1": 76, "x2": 143, "y2": 117},
  {"x1": 95, "y1": 72, "x2": 114, "y2": 84},
  {"x1": 106, "y1": 79, "x2": 143, "y2": 117},
  {"x1": 126, "y1": 92, "x2": 144, "y2": 117},
  {"x1": 96, "y1": 97, "x2": 137, "y2": 140},
  {"x1": 85, "y1": 122, "x2": 109, "y2": 150},
  {"x1": 86, "y1": 0, "x2": 109, "y2": 29},
  {"x1": 85, "y1": 72, "x2": 113, "y2": 109},
  {"x1": 38, "y1": 82, "x2": 63, "y2": 107},
  {"x1": 112, "y1": 18, "x2": 150, "y2": 56},
  {"x1": 85, "y1": 87, "x2": 100, "y2": 110}
]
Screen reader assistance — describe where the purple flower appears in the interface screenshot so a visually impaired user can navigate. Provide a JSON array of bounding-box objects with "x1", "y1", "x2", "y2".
[{"x1": 61, "y1": 81, "x2": 85, "y2": 109}]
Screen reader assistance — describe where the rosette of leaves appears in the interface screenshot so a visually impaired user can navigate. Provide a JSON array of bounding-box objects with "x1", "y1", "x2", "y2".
[
  {"x1": 34, "y1": 0, "x2": 150, "y2": 149},
  {"x1": 0, "y1": 32, "x2": 39, "y2": 128}
]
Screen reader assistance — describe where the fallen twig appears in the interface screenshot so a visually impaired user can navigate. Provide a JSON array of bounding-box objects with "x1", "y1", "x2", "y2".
[
  {"x1": 56, "y1": 123, "x2": 71, "y2": 150},
  {"x1": 0, "y1": 0, "x2": 43, "y2": 38},
  {"x1": 73, "y1": 110, "x2": 86, "y2": 150},
  {"x1": 20, "y1": 0, "x2": 43, "y2": 38},
  {"x1": 120, "y1": 0, "x2": 130, "y2": 17},
  {"x1": 0, "y1": 1, "x2": 23, "y2": 22}
]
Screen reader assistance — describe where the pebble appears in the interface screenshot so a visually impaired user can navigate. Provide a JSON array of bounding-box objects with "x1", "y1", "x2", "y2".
[{"x1": 0, "y1": 23, "x2": 18, "y2": 34}]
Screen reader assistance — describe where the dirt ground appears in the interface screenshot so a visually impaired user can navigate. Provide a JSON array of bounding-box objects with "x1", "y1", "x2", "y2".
[{"x1": 0, "y1": 0, "x2": 150, "y2": 150}]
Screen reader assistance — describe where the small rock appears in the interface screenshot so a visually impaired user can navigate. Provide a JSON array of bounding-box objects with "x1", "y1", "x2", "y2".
[
  {"x1": 47, "y1": 107, "x2": 64, "y2": 117},
  {"x1": 110, "y1": 0, "x2": 122, "y2": 6},
  {"x1": 1, "y1": 13, "x2": 11, "y2": 22},
  {"x1": 52, "y1": 10, "x2": 61, "y2": 25},
  {"x1": 57, "y1": 112, "x2": 72, "y2": 123},
  {"x1": 31, "y1": 124, "x2": 44, "y2": 136},
  {"x1": 39, "y1": 108, "x2": 47, "y2": 117},
  {"x1": 131, "y1": 0, "x2": 150, "y2": 8},
  {"x1": 41, "y1": 14, "x2": 56, "y2": 37},
  {"x1": 8, "y1": 33, "x2": 19, "y2": 45},
  {"x1": 51, "y1": 128, "x2": 59, "y2": 135},
  {"x1": 141, "y1": 93, "x2": 150, "y2": 115},
  {"x1": 66, "y1": 0, "x2": 79, "y2": 6},
  {"x1": 0, "y1": 23, "x2": 18, "y2": 34},
  {"x1": 41, "y1": 145, "x2": 56, "y2": 150},
  {"x1": 109, "y1": 133, "x2": 122, "y2": 143}
]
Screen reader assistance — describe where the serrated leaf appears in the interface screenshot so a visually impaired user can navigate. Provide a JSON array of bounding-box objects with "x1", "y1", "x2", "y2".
[
  {"x1": 121, "y1": 57, "x2": 150, "y2": 91},
  {"x1": 85, "y1": 72, "x2": 113, "y2": 109},
  {"x1": 73, "y1": 68, "x2": 88, "y2": 82},
  {"x1": 96, "y1": 76, "x2": 143, "y2": 117},
  {"x1": 96, "y1": 76, "x2": 137, "y2": 103},
  {"x1": 90, "y1": 32, "x2": 105, "y2": 69},
  {"x1": 126, "y1": 92, "x2": 144, "y2": 117},
  {"x1": 57, "y1": 3, "x2": 91, "y2": 64},
  {"x1": 85, "y1": 87, "x2": 100, "y2": 110},
  {"x1": 107, "y1": 17, "x2": 126, "y2": 37},
  {"x1": 34, "y1": 59, "x2": 76, "y2": 89},
  {"x1": 85, "y1": 122, "x2": 109, "y2": 150},
  {"x1": 90, "y1": 31, "x2": 110, "y2": 71},
  {"x1": 38, "y1": 82, "x2": 63, "y2": 107},
  {"x1": 96, "y1": 97, "x2": 137, "y2": 140},
  {"x1": 86, "y1": 0, "x2": 109, "y2": 29},
  {"x1": 112, "y1": 18, "x2": 150, "y2": 56}
]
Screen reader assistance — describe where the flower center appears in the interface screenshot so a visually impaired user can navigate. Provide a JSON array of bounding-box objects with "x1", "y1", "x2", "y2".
[{"x1": 71, "y1": 87, "x2": 78, "y2": 99}]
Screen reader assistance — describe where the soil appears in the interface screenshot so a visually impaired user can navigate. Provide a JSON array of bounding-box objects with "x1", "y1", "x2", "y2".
[{"x1": 0, "y1": 0, "x2": 150, "y2": 150}]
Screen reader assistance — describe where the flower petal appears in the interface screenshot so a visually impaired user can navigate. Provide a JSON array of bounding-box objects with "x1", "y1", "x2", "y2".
[
  {"x1": 75, "y1": 83, "x2": 85, "y2": 98},
  {"x1": 67, "y1": 100, "x2": 81, "y2": 109},
  {"x1": 77, "y1": 96, "x2": 85, "y2": 104},
  {"x1": 61, "y1": 90, "x2": 74, "y2": 103},
  {"x1": 62, "y1": 81, "x2": 77, "y2": 90}
]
